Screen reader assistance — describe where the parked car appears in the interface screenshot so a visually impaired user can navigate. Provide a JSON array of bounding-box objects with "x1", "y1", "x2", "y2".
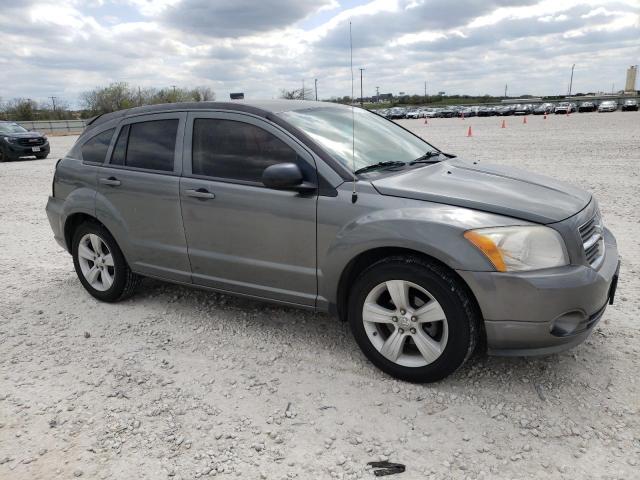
[
  {"x1": 424, "y1": 109, "x2": 440, "y2": 118},
  {"x1": 496, "y1": 105, "x2": 515, "y2": 116},
  {"x1": 598, "y1": 101, "x2": 618, "y2": 112},
  {"x1": 533, "y1": 103, "x2": 554, "y2": 115},
  {"x1": 46, "y1": 100, "x2": 620, "y2": 383},
  {"x1": 554, "y1": 102, "x2": 575, "y2": 114},
  {"x1": 578, "y1": 101, "x2": 596, "y2": 113},
  {"x1": 388, "y1": 107, "x2": 407, "y2": 119},
  {"x1": 0, "y1": 121, "x2": 50, "y2": 162},
  {"x1": 405, "y1": 109, "x2": 422, "y2": 119},
  {"x1": 513, "y1": 104, "x2": 533, "y2": 115},
  {"x1": 439, "y1": 107, "x2": 456, "y2": 118},
  {"x1": 621, "y1": 99, "x2": 638, "y2": 111}
]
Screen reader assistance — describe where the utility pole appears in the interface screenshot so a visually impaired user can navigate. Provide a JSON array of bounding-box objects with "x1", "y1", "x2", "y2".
[
  {"x1": 49, "y1": 96, "x2": 57, "y2": 115},
  {"x1": 314, "y1": 78, "x2": 318, "y2": 101},
  {"x1": 376, "y1": 86, "x2": 380, "y2": 103},
  {"x1": 504, "y1": 84, "x2": 508, "y2": 98},
  {"x1": 424, "y1": 81, "x2": 427, "y2": 98},
  {"x1": 568, "y1": 64, "x2": 575, "y2": 96},
  {"x1": 359, "y1": 68, "x2": 365, "y2": 106},
  {"x1": 302, "y1": 79, "x2": 305, "y2": 100},
  {"x1": 171, "y1": 85, "x2": 176, "y2": 101}
]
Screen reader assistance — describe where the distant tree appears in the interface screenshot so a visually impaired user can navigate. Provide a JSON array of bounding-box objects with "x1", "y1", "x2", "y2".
[
  {"x1": 279, "y1": 87, "x2": 314, "y2": 100},
  {"x1": 190, "y1": 86, "x2": 215, "y2": 102},
  {"x1": 3, "y1": 98, "x2": 38, "y2": 120}
]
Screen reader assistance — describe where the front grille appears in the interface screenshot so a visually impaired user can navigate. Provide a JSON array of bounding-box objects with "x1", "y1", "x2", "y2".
[
  {"x1": 579, "y1": 213, "x2": 605, "y2": 269},
  {"x1": 17, "y1": 137, "x2": 45, "y2": 146}
]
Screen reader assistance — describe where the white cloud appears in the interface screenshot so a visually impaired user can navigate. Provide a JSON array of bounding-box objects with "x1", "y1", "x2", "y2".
[{"x1": 0, "y1": 0, "x2": 638, "y2": 107}]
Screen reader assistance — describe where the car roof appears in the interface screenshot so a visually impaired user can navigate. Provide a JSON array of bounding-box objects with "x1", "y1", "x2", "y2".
[{"x1": 87, "y1": 99, "x2": 344, "y2": 128}]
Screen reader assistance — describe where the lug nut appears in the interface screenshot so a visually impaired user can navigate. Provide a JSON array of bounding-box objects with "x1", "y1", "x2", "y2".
[
  {"x1": 410, "y1": 328, "x2": 416, "y2": 334},
  {"x1": 411, "y1": 316, "x2": 417, "y2": 322},
  {"x1": 392, "y1": 316, "x2": 398, "y2": 322},
  {"x1": 400, "y1": 309, "x2": 406, "y2": 315},
  {"x1": 398, "y1": 328, "x2": 405, "y2": 334}
]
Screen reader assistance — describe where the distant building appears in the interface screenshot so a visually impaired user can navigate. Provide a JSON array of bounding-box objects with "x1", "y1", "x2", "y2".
[
  {"x1": 230, "y1": 92, "x2": 244, "y2": 100},
  {"x1": 625, "y1": 66, "x2": 637, "y2": 92}
]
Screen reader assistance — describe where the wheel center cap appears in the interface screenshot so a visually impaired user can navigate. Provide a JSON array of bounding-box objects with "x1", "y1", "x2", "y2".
[{"x1": 398, "y1": 316, "x2": 411, "y2": 328}]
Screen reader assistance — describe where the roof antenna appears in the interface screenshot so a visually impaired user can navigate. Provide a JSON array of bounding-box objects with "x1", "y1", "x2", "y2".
[{"x1": 349, "y1": 20, "x2": 358, "y2": 204}]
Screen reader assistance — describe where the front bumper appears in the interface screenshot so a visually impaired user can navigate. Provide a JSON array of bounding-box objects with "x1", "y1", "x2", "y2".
[
  {"x1": 5, "y1": 141, "x2": 50, "y2": 157},
  {"x1": 457, "y1": 229, "x2": 619, "y2": 356}
]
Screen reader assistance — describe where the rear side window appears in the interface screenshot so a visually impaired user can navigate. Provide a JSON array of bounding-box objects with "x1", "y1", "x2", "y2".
[
  {"x1": 192, "y1": 118, "x2": 298, "y2": 182},
  {"x1": 81, "y1": 128, "x2": 114, "y2": 163},
  {"x1": 109, "y1": 119, "x2": 178, "y2": 172}
]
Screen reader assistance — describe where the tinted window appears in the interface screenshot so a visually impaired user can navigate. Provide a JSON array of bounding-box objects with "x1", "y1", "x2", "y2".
[
  {"x1": 124, "y1": 119, "x2": 178, "y2": 171},
  {"x1": 110, "y1": 125, "x2": 129, "y2": 166},
  {"x1": 81, "y1": 128, "x2": 115, "y2": 163},
  {"x1": 192, "y1": 119, "x2": 298, "y2": 182}
]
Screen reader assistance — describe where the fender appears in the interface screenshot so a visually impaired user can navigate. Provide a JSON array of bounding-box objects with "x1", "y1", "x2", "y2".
[{"x1": 316, "y1": 185, "x2": 529, "y2": 308}]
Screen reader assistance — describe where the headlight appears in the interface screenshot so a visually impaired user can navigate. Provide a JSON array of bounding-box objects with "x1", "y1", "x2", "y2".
[{"x1": 464, "y1": 226, "x2": 568, "y2": 272}]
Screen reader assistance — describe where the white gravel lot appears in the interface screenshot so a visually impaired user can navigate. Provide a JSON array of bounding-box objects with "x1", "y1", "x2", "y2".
[{"x1": 1, "y1": 111, "x2": 639, "y2": 480}]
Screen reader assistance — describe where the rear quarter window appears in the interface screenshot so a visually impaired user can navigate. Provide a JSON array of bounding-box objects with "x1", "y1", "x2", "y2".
[{"x1": 80, "y1": 128, "x2": 115, "y2": 163}]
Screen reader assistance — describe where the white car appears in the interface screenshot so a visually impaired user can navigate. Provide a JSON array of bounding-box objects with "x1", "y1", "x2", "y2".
[{"x1": 598, "y1": 101, "x2": 617, "y2": 112}]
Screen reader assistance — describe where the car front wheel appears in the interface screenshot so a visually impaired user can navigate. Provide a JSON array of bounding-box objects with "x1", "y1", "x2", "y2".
[
  {"x1": 72, "y1": 223, "x2": 140, "y2": 302},
  {"x1": 348, "y1": 256, "x2": 479, "y2": 383}
]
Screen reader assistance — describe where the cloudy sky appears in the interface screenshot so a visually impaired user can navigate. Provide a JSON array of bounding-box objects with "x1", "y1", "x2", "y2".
[{"x1": 1, "y1": 0, "x2": 638, "y2": 107}]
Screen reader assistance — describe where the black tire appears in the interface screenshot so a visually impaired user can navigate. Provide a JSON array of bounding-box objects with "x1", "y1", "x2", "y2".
[
  {"x1": 348, "y1": 256, "x2": 479, "y2": 383},
  {"x1": 72, "y1": 222, "x2": 141, "y2": 302},
  {"x1": 35, "y1": 154, "x2": 48, "y2": 159}
]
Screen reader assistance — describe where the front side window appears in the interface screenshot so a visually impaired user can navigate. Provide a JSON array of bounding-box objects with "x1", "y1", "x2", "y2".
[
  {"x1": 278, "y1": 107, "x2": 433, "y2": 173},
  {"x1": 109, "y1": 119, "x2": 178, "y2": 172},
  {"x1": 81, "y1": 128, "x2": 115, "y2": 163},
  {"x1": 192, "y1": 118, "x2": 298, "y2": 182}
]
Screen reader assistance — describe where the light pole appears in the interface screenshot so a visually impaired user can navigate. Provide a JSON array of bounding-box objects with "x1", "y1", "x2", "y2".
[
  {"x1": 315, "y1": 78, "x2": 318, "y2": 101},
  {"x1": 504, "y1": 84, "x2": 508, "y2": 98},
  {"x1": 568, "y1": 64, "x2": 575, "y2": 96},
  {"x1": 359, "y1": 68, "x2": 365, "y2": 106},
  {"x1": 376, "y1": 86, "x2": 380, "y2": 103}
]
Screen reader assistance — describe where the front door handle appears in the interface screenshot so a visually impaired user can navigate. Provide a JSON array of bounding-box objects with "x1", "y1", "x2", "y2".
[
  {"x1": 184, "y1": 188, "x2": 215, "y2": 200},
  {"x1": 99, "y1": 177, "x2": 121, "y2": 187}
]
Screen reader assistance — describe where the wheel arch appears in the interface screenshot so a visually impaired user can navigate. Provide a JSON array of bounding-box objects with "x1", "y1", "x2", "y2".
[
  {"x1": 64, "y1": 212, "x2": 107, "y2": 252},
  {"x1": 335, "y1": 246, "x2": 486, "y2": 349}
]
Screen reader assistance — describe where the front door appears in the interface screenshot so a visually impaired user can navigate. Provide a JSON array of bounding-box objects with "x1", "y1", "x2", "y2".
[{"x1": 179, "y1": 112, "x2": 317, "y2": 306}]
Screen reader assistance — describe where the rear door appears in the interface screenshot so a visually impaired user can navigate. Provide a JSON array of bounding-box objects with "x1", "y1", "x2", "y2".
[
  {"x1": 179, "y1": 111, "x2": 318, "y2": 306},
  {"x1": 96, "y1": 112, "x2": 191, "y2": 283}
]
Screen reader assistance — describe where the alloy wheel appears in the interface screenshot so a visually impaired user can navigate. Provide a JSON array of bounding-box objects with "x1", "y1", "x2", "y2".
[
  {"x1": 362, "y1": 280, "x2": 448, "y2": 368},
  {"x1": 77, "y1": 233, "x2": 115, "y2": 291}
]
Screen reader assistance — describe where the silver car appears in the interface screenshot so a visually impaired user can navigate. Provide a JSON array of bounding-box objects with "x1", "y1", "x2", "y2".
[{"x1": 46, "y1": 100, "x2": 620, "y2": 382}]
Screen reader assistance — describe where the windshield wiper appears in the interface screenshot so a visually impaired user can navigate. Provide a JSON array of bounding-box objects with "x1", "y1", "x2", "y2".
[
  {"x1": 409, "y1": 151, "x2": 444, "y2": 164},
  {"x1": 354, "y1": 161, "x2": 406, "y2": 175}
]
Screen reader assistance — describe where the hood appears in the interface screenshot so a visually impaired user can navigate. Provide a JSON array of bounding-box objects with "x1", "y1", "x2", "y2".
[
  {"x1": 371, "y1": 159, "x2": 591, "y2": 224},
  {"x1": 5, "y1": 131, "x2": 45, "y2": 139}
]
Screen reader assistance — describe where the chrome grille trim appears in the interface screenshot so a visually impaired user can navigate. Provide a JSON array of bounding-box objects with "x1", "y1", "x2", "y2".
[{"x1": 578, "y1": 212, "x2": 604, "y2": 269}]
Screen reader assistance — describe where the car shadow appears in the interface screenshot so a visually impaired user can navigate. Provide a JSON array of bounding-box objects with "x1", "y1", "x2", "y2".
[{"x1": 125, "y1": 277, "x2": 610, "y2": 399}]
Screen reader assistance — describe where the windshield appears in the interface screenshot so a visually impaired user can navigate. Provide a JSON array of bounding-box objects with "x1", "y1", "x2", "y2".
[
  {"x1": 0, "y1": 123, "x2": 28, "y2": 134},
  {"x1": 278, "y1": 106, "x2": 435, "y2": 173}
]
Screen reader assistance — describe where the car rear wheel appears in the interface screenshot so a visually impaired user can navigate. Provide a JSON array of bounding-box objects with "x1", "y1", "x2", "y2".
[
  {"x1": 348, "y1": 256, "x2": 478, "y2": 383},
  {"x1": 72, "y1": 223, "x2": 140, "y2": 302}
]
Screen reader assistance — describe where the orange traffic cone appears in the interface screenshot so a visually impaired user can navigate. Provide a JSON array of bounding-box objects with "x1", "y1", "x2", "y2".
[
  {"x1": 501, "y1": 119, "x2": 506, "y2": 128},
  {"x1": 523, "y1": 116, "x2": 527, "y2": 124},
  {"x1": 467, "y1": 126, "x2": 472, "y2": 137}
]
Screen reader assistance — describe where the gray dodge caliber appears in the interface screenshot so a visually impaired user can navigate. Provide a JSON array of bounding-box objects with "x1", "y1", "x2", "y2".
[{"x1": 46, "y1": 100, "x2": 620, "y2": 382}]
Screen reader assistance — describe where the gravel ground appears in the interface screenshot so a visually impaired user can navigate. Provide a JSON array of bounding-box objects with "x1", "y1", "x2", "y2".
[{"x1": 1, "y1": 111, "x2": 639, "y2": 480}]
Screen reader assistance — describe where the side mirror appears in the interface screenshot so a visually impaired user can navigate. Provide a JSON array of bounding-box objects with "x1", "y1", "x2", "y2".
[{"x1": 262, "y1": 163, "x2": 316, "y2": 193}]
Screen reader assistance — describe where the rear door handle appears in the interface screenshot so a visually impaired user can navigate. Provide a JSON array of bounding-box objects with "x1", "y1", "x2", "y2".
[
  {"x1": 184, "y1": 188, "x2": 215, "y2": 200},
  {"x1": 99, "y1": 177, "x2": 121, "y2": 187}
]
